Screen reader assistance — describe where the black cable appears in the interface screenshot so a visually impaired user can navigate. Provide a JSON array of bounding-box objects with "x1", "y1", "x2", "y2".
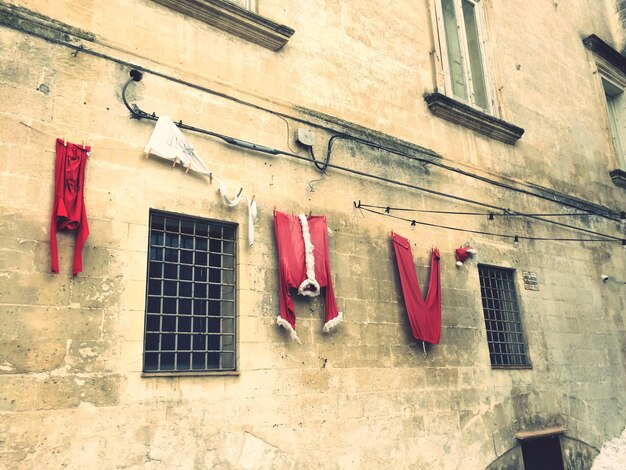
[
  {"x1": 357, "y1": 206, "x2": 622, "y2": 244},
  {"x1": 308, "y1": 145, "x2": 329, "y2": 173},
  {"x1": 357, "y1": 203, "x2": 597, "y2": 218},
  {"x1": 325, "y1": 134, "x2": 623, "y2": 222},
  {"x1": 274, "y1": 114, "x2": 301, "y2": 154}
]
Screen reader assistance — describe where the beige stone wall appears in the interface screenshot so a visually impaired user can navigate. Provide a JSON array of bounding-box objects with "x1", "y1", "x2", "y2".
[{"x1": 0, "y1": 0, "x2": 625, "y2": 468}]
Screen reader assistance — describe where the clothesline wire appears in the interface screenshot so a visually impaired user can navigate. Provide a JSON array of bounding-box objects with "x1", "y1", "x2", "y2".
[
  {"x1": 322, "y1": 134, "x2": 623, "y2": 222},
  {"x1": 357, "y1": 205, "x2": 623, "y2": 244},
  {"x1": 357, "y1": 202, "x2": 597, "y2": 218}
]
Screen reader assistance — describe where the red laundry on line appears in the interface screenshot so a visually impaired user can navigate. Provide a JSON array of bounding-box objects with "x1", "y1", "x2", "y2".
[
  {"x1": 391, "y1": 232, "x2": 441, "y2": 344},
  {"x1": 274, "y1": 211, "x2": 342, "y2": 343},
  {"x1": 50, "y1": 139, "x2": 90, "y2": 276}
]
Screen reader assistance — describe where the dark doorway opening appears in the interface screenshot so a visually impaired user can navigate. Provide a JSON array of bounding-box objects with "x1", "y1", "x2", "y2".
[{"x1": 520, "y1": 435, "x2": 564, "y2": 470}]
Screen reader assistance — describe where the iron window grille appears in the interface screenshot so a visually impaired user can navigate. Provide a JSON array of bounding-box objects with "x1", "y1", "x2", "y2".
[
  {"x1": 143, "y1": 210, "x2": 237, "y2": 373},
  {"x1": 478, "y1": 265, "x2": 530, "y2": 368}
]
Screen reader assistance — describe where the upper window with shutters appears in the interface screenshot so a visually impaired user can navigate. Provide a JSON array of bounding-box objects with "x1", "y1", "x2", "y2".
[
  {"x1": 425, "y1": 0, "x2": 524, "y2": 144},
  {"x1": 583, "y1": 34, "x2": 626, "y2": 189},
  {"x1": 435, "y1": 0, "x2": 493, "y2": 113}
]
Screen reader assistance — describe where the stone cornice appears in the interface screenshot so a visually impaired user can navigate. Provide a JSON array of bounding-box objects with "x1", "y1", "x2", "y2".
[
  {"x1": 583, "y1": 34, "x2": 626, "y2": 75},
  {"x1": 609, "y1": 168, "x2": 626, "y2": 189},
  {"x1": 152, "y1": 0, "x2": 294, "y2": 50},
  {"x1": 424, "y1": 92, "x2": 525, "y2": 145}
]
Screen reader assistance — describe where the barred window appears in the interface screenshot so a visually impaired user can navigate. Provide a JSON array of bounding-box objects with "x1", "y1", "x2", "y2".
[
  {"x1": 478, "y1": 265, "x2": 530, "y2": 368},
  {"x1": 143, "y1": 210, "x2": 237, "y2": 373}
]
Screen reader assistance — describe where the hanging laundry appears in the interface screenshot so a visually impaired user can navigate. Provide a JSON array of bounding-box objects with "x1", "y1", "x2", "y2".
[
  {"x1": 218, "y1": 182, "x2": 243, "y2": 207},
  {"x1": 274, "y1": 211, "x2": 342, "y2": 343},
  {"x1": 247, "y1": 196, "x2": 257, "y2": 246},
  {"x1": 50, "y1": 139, "x2": 90, "y2": 276},
  {"x1": 391, "y1": 233, "x2": 441, "y2": 344},
  {"x1": 144, "y1": 116, "x2": 211, "y2": 175}
]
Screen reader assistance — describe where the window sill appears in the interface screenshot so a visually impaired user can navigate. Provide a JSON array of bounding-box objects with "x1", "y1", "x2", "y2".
[
  {"x1": 491, "y1": 365, "x2": 532, "y2": 370},
  {"x1": 424, "y1": 92, "x2": 525, "y2": 144},
  {"x1": 142, "y1": 370, "x2": 240, "y2": 377},
  {"x1": 153, "y1": 0, "x2": 295, "y2": 50},
  {"x1": 609, "y1": 168, "x2": 626, "y2": 188}
]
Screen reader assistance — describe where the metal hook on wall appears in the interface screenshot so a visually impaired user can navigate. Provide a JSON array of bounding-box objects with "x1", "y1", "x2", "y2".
[
  {"x1": 121, "y1": 70, "x2": 283, "y2": 156},
  {"x1": 71, "y1": 44, "x2": 84, "y2": 58}
]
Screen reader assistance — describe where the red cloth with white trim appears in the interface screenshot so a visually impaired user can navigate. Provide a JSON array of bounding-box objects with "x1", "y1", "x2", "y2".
[
  {"x1": 274, "y1": 211, "x2": 341, "y2": 342},
  {"x1": 391, "y1": 232, "x2": 442, "y2": 344}
]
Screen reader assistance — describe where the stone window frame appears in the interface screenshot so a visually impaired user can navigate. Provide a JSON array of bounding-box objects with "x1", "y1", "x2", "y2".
[
  {"x1": 425, "y1": 0, "x2": 524, "y2": 144},
  {"x1": 227, "y1": 0, "x2": 257, "y2": 12},
  {"x1": 583, "y1": 34, "x2": 626, "y2": 189},
  {"x1": 142, "y1": 209, "x2": 239, "y2": 377},
  {"x1": 152, "y1": 0, "x2": 295, "y2": 51}
]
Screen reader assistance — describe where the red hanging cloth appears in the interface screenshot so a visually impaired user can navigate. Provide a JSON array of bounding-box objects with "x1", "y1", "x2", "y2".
[
  {"x1": 274, "y1": 211, "x2": 342, "y2": 343},
  {"x1": 391, "y1": 232, "x2": 441, "y2": 344},
  {"x1": 50, "y1": 139, "x2": 90, "y2": 276}
]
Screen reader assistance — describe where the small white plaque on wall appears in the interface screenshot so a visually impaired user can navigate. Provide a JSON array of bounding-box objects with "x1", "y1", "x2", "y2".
[{"x1": 522, "y1": 271, "x2": 539, "y2": 291}]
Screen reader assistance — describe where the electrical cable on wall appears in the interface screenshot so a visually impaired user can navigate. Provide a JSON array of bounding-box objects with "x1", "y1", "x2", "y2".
[
  {"x1": 121, "y1": 71, "x2": 626, "y2": 235},
  {"x1": 22, "y1": 12, "x2": 616, "y2": 224}
]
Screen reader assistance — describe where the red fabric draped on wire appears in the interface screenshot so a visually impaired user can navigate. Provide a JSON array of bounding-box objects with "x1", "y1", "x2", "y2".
[
  {"x1": 50, "y1": 139, "x2": 90, "y2": 276},
  {"x1": 391, "y1": 232, "x2": 442, "y2": 344}
]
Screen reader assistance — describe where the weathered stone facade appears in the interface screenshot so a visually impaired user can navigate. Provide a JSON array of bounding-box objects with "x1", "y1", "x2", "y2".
[{"x1": 0, "y1": 1, "x2": 625, "y2": 468}]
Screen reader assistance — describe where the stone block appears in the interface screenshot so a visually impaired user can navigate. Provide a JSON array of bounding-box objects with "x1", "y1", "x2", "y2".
[
  {"x1": 0, "y1": 340, "x2": 66, "y2": 373},
  {"x1": 0, "y1": 375, "x2": 35, "y2": 411},
  {"x1": 34, "y1": 374, "x2": 121, "y2": 409},
  {"x1": 0, "y1": 271, "x2": 71, "y2": 306},
  {"x1": 69, "y1": 274, "x2": 124, "y2": 309},
  {"x1": 0, "y1": 305, "x2": 19, "y2": 341}
]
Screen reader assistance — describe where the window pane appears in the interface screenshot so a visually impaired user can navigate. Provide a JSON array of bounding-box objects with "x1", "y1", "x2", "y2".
[
  {"x1": 144, "y1": 352, "x2": 159, "y2": 371},
  {"x1": 462, "y1": 0, "x2": 488, "y2": 109},
  {"x1": 604, "y1": 84, "x2": 626, "y2": 167},
  {"x1": 192, "y1": 353, "x2": 206, "y2": 370},
  {"x1": 160, "y1": 353, "x2": 175, "y2": 371},
  {"x1": 442, "y1": 0, "x2": 467, "y2": 100},
  {"x1": 177, "y1": 352, "x2": 191, "y2": 370},
  {"x1": 221, "y1": 353, "x2": 235, "y2": 370}
]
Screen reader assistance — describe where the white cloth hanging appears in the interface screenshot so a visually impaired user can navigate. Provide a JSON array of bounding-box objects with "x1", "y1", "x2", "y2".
[
  {"x1": 144, "y1": 116, "x2": 211, "y2": 176},
  {"x1": 247, "y1": 197, "x2": 257, "y2": 247},
  {"x1": 218, "y1": 182, "x2": 243, "y2": 207}
]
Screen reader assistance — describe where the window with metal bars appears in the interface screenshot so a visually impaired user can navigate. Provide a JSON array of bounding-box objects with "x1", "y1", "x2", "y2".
[
  {"x1": 143, "y1": 210, "x2": 237, "y2": 373},
  {"x1": 478, "y1": 265, "x2": 530, "y2": 368}
]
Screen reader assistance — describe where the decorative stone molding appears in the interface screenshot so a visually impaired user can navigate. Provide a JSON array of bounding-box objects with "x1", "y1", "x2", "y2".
[
  {"x1": 424, "y1": 92, "x2": 525, "y2": 144},
  {"x1": 153, "y1": 0, "x2": 294, "y2": 50},
  {"x1": 609, "y1": 168, "x2": 626, "y2": 188},
  {"x1": 583, "y1": 34, "x2": 626, "y2": 75}
]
